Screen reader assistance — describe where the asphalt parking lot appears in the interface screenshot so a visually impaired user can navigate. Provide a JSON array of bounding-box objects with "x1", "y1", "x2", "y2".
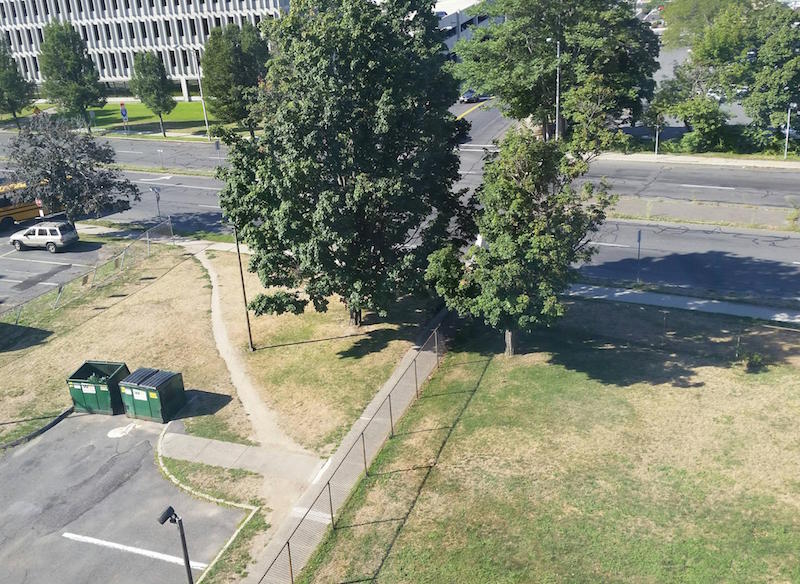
[
  {"x1": 0, "y1": 414, "x2": 243, "y2": 584},
  {"x1": 0, "y1": 232, "x2": 106, "y2": 311}
]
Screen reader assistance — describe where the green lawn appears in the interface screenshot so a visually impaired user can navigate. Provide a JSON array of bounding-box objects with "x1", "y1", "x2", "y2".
[{"x1": 300, "y1": 303, "x2": 800, "y2": 583}]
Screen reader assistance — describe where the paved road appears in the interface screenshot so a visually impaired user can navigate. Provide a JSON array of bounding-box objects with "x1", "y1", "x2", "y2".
[
  {"x1": 0, "y1": 415, "x2": 243, "y2": 584},
  {"x1": 588, "y1": 220, "x2": 800, "y2": 301}
]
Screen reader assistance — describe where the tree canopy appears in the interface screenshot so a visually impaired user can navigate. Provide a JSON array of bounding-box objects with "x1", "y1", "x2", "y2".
[
  {"x1": 7, "y1": 115, "x2": 139, "y2": 220},
  {"x1": 219, "y1": 0, "x2": 473, "y2": 326},
  {"x1": 39, "y1": 22, "x2": 105, "y2": 130},
  {"x1": 454, "y1": 0, "x2": 658, "y2": 131},
  {"x1": 0, "y1": 40, "x2": 35, "y2": 128},
  {"x1": 202, "y1": 22, "x2": 269, "y2": 137},
  {"x1": 661, "y1": 0, "x2": 749, "y2": 48},
  {"x1": 130, "y1": 52, "x2": 176, "y2": 137},
  {"x1": 426, "y1": 128, "x2": 614, "y2": 356}
]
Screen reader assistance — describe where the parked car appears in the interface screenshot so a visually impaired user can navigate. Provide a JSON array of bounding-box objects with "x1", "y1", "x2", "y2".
[
  {"x1": 8, "y1": 221, "x2": 79, "y2": 253},
  {"x1": 459, "y1": 89, "x2": 479, "y2": 103}
]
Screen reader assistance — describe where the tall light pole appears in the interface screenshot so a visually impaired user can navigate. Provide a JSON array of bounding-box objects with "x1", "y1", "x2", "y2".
[
  {"x1": 158, "y1": 506, "x2": 194, "y2": 584},
  {"x1": 785, "y1": 102, "x2": 797, "y2": 160},
  {"x1": 546, "y1": 37, "x2": 562, "y2": 141},
  {"x1": 192, "y1": 48, "x2": 212, "y2": 142},
  {"x1": 233, "y1": 223, "x2": 255, "y2": 352}
]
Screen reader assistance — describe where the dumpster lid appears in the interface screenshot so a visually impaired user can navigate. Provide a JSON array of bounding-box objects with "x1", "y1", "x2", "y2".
[
  {"x1": 121, "y1": 368, "x2": 180, "y2": 389},
  {"x1": 121, "y1": 367, "x2": 159, "y2": 386}
]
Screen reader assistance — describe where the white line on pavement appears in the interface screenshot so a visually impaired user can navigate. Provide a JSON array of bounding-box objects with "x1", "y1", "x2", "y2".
[
  {"x1": 117, "y1": 150, "x2": 144, "y2": 154},
  {"x1": 311, "y1": 458, "x2": 333, "y2": 485},
  {"x1": 197, "y1": 204, "x2": 222, "y2": 209},
  {"x1": 459, "y1": 148, "x2": 492, "y2": 153},
  {"x1": 133, "y1": 181, "x2": 219, "y2": 191},
  {"x1": 461, "y1": 144, "x2": 496, "y2": 148},
  {"x1": 591, "y1": 242, "x2": 630, "y2": 248},
  {"x1": 290, "y1": 507, "x2": 332, "y2": 525},
  {"x1": 679, "y1": 183, "x2": 736, "y2": 191},
  {"x1": 0, "y1": 256, "x2": 91, "y2": 267},
  {"x1": 793, "y1": 261, "x2": 800, "y2": 265},
  {"x1": 62, "y1": 533, "x2": 209, "y2": 570},
  {"x1": 138, "y1": 175, "x2": 174, "y2": 182}
]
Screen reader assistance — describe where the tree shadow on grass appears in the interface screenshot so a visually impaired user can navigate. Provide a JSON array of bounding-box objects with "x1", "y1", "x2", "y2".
[
  {"x1": 0, "y1": 322, "x2": 52, "y2": 353},
  {"x1": 336, "y1": 294, "x2": 441, "y2": 360},
  {"x1": 172, "y1": 389, "x2": 232, "y2": 420},
  {"x1": 448, "y1": 299, "x2": 800, "y2": 388}
]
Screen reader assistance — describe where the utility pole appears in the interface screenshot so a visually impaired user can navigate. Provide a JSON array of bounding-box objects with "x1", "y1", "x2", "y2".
[
  {"x1": 555, "y1": 39, "x2": 561, "y2": 141},
  {"x1": 192, "y1": 49, "x2": 211, "y2": 142},
  {"x1": 234, "y1": 223, "x2": 255, "y2": 352}
]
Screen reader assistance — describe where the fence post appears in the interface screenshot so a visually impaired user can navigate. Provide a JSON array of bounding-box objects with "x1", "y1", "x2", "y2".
[
  {"x1": 90, "y1": 266, "x2": 98, "y2": 288},
  {"x1": 147, "y1": 229, "x2": 151, "y2": 257},
  {"x1": 361, "y1": 431, "x2": 368, "y2": 475},
  {"x1": 327, "y1": 481, "x2": 335, "y2": 528},
  {"x1": 388, "y1": 394, "x2": 394, "y2": 438},
  {"x1": 287, "y1": 541, "x2": 294, "y2": 583},
  {"x1": 15, "y1": 305, "x2": 22, "y2": 325},
  {"x1": 434, "y1": 328, "x2": 440, "y2": 367},
  {"x1": 414, "y1": 358, "x2": 419, "y2": 398}
]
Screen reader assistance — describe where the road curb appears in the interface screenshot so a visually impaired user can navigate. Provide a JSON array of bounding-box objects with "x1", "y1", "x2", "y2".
[{"x1": 0, "y1": 406, "x2": 74, "y2": 451}]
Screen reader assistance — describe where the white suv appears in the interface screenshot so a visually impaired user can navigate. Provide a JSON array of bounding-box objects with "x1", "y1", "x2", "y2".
[{"x1": 9, "y1": 221, "x2": 79, "y2": 253}]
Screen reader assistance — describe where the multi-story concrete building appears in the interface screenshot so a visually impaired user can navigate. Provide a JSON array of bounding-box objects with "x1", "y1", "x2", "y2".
[
  {"x1": 0, "y1": 0, "x2": 286, "y2": 99},
  {"x1": 0, "y1": 0, "x2": 486, "y2": 98}
]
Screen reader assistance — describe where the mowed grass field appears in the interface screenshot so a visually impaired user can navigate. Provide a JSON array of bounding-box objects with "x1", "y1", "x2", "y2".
[
  {"x1": 207, "y1": 251, "x2": 438, "y2": 455},
  {"x1": 0, "y1": 245, "x2": 253, "y2": 445},
  {"x1": 301, "y1": 302, "x2": 800, "y2": 583}
]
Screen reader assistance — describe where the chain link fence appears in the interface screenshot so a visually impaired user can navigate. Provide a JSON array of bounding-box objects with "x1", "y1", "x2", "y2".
[
  {"x1": 0, "y1": 218, "x2": 174, "y2": 330},
  {"x1": 257, "y1": 326, "x2": 443, "y2": 584}
]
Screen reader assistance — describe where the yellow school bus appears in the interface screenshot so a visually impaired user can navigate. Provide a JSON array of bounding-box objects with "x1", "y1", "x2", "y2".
[{"x1": 0, "y1": 182, "x2": 44, "y2": 229}]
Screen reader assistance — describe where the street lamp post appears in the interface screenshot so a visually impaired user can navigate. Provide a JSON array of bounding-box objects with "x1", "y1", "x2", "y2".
[
  {"x1": 192, "y1": 49, "x2": 212, "y2": 142},
  {"x1": 158, "y1": 506, "x2": 194, "y2": 584},
  {"x1": 785, "y1": 102, "x2": 797, "y2": 160},
  {"x1": 546, "y1": 37, "x2": 562, "y2": 141},
  {"x1": 233, "y1": 223, "x2": 255, "y2": 352}
]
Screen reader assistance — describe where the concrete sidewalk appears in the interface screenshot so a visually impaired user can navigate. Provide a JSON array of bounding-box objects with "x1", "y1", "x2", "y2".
[
  {"x1": 571, "y1": 284, "x2": 800, "y2": 325},
  {"x1": 599, "y1": 151, "x2": 800, "y2": 170}
]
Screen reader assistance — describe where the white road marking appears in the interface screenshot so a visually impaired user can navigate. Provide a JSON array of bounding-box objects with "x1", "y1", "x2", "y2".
[
  {"x1": 197, "y1": 204, "x2": 222, "y2": 209},
  {"x1": 0, "y1": 249, "x2": 15, "y2": 258},
  {"x1": 793, "y1": 261, "x2": 800, "y2": 266},
  {"x1": 290, "y1": 507, "x2": 332, "y2": 525},
  {"x1": 311, "y1": 458, "x2": 333, "y2": 485},
  {"x1": 132, "y1": 181, "x2": 220, "y2": 191},
  {"x1": 679, "y1": 183, "x2": 736, "y2": 191},
  {"x1": 107, "y1": 422, "x2": 137, "y2": 438},
  {"x1": 462, "y1": 144, "x2": 496, "y2": 148},
  {"x1": 591, "y1": 242, "x2": 630, "y2": 248},
  {"x1": 0, "y1": 279, "x2": 58, "y2": 286},
  {"x1": 138, "y1": 175, "x2": 174, "y2": 182},
  {"x1": 459, "y1": 147, "x2": 493, "y2": 153},
  {"x1": 62, "y1": 533, "x2": 208, "y2": 570},
  {"x1": 117, "y1": 150, "x2": 144, "y2": 154},
  {"x1": 0, "y1": 256, "x2": 91, "y2": 267}
]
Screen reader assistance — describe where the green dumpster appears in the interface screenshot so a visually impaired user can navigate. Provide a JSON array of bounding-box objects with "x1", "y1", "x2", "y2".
[
  {"x1": 67, "y1": 361, "x2": 130, "y2": 415},
  {"x1": 120, "y1": 368, "x2": 186, "y2": 423}
]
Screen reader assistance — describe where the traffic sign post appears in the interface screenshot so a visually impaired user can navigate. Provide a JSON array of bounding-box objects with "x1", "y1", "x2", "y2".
[{"x1": 150, "y1": 187, "x2": 162, "y2": 219}]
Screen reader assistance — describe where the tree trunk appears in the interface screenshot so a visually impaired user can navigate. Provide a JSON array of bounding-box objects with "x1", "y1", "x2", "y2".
[
  {"x1": 504, "y1": 329, "x2": 516, "y2": 356},
  {"x1": 349, "y1": 308, "x2": 362, "y2": 327},
  {"x1": 159, "y1": 114, "x2": 166, "y2": 138},
  {"x1": 84, "y1": 111, "x2": 92, "y2": 135},
  {"x1": 11, "y1": 111, "x2": 20, "y2": 129},
  {"x1": 248, "y1": 124, "x2": 255, "y2": 140}
]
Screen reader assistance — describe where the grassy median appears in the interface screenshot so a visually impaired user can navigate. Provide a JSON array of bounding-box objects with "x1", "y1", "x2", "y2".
[
  {"x1": 207, "y1": 251, "x2": 439, "y2": 456},
  {"x1": 300, "y1": 303, "x2": 800, "y2": 583}
]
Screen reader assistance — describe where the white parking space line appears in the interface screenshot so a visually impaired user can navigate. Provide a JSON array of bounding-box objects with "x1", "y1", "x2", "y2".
[
  {"x1": 591, "y1": 242, "x2": 630, "y2": 248},
  {"x1": 679, "y1": 183, "x2": 736, "y2": 191},
  {"x1": 117, "y1": 150, "x2": 144, "y2": 154},
  {"x1": 0, "y1": 255, "x2": 91, "y2": 267},
  {"x1": 793, "y1": 261, "x2": 800, "y2": 265},
  {"x1": 62, "y1": 533, "x2": 208, "y2": 570},
  {"x1": 197, "y1": 204, "x2": 222, "y2": 209}
]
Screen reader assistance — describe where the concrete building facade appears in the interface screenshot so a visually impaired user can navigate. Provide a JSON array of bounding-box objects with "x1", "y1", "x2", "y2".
[
  {"x1": 0, "y1": 0, "x2": 486, "y2": 98},
  {"x1": 0, "y1": 0, "x2": 286, "y2": 98}
]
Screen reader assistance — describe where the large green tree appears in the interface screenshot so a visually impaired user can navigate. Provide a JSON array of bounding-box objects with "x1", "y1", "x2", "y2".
[
  {"x1": 130, "y1": 52, "x2": 176, "y2": 137},
  {"x1": 202, "y1": 22, "x2": 269, "y2": 137},
  {"x1": 219, "y1": 0, "x2": 473, "y2": 326},
  {"x1": 455, "y1": 0, "x2": 658, "y2": 133},
  {"x1": 39, "y1": 22, "x2": 105, "y2": 131},
  {"x1": 426, "y1": 128, "x2": 613, "y2": 356},
  {"x1": 0, "y1": 41, "x2": 35, "y2": 129},
  {"x1": 7, "y1": 114, "x2": 139, "y2": 220},
  {"x1": 661, "y1": 0, "x2": 749, "y2": 48}
]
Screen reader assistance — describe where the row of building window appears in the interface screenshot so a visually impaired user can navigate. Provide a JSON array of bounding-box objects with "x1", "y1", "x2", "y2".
[
  {"x1": 15, "y1": 47, "x2": 201, "y2": 78},
  {"x1": 6, "y1": 13, "x2": 262, "y2": 55},
  {"x1": 0, "y1": 0, "x2": 267, "y2": 20}
]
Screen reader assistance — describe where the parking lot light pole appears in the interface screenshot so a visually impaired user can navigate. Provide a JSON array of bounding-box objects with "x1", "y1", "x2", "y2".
[
  {"x1": 158, "y1": 506, "x2": 194, "y2": 584},
  {"x1": 233, "y1": 223, "x2": 255, "y2": 352},
  {"x1": 785, "y1": 102, "x2": 797, "y2": 160}
]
